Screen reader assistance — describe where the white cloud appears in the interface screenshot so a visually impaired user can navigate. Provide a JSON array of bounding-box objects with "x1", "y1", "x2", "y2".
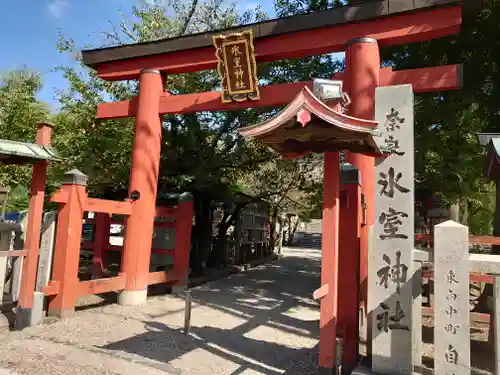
[{"x1": 47, "y1": 0, "x2": 69, "y2": 18}]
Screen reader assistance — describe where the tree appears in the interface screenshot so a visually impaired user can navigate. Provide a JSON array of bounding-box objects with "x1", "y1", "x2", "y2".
[
  {"x1": 0, "y1": 69, "x2": 51, "y2": 211},
  {"x1": 237, "y1": 154, "x2": 324, "y2": 245},
  {"x1": 52, "y1": 0, "x2": 275, "y2": 272},
  {"x1": 45, "y1": 0, "x2": 348, "y2": 273},
  {"x1": 380, "y1": 0, "x2": 499, "y2": 233}
]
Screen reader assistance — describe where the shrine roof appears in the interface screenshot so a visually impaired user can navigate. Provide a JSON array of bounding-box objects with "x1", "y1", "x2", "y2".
[
  {"x1": 484, "y1": 138, "x2": 500, "y2": 181},
  {"x1": 81, "y1": 0, "x2": 460, "y2": 68},
  {"x1": 238, "y1": 86, "x2": 381, "y2": 156},
  {"x1": 0, "y1": 139, "x2": 61, "y2": 165}
]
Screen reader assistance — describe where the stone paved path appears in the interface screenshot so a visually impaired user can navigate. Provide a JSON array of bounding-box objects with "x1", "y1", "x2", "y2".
[{"x1": 0, "y1": 247, "x2": 321, "y2": 375}]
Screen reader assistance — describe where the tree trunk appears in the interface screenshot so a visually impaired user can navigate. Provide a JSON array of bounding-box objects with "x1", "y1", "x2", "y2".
[
  {"x1": 288, "y1": 217, "x2": 299, "y2": 245},
  {"x1": 190, "y1": 195, "x2": 212, "y2": 275},
  {"x1": 287, "y1": 215, "x2": 293, "y2": 245},
  {"x1": 278, "y1": 217, "x2": 284, "y2": 254},
  {"x1": 211, "y1": 205, "x2": 241, "y2": 267},
  {"x1": 449, "y1": 200, "x2": 460, "y2": 222},
  {"x1": 460, "y1": 197, "x2": 469, "y2": 226},
  {"x1": 269, "y1": 208, "x2": 279, "y2": 250}
]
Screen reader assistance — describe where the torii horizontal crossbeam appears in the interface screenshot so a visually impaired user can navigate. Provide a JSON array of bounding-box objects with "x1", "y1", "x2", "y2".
[
  {"x1": 96, "y1": 64, "x2": 462, "y2": 119},
  {"x1": 86, "y1": 4, "x2": 461, "y2": 80}
]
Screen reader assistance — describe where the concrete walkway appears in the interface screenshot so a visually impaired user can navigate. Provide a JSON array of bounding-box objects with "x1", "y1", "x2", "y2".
[{"x1": 0, "y1": 247, "x2": 321, "y2": 375}]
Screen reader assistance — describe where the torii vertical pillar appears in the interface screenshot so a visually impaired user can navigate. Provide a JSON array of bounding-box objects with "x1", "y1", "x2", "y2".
[
  {"x1": 344, "y1": 38, "x2": 380, "y2": 347},
  {"x1": 319, "y1": 151, "x2": 341, "y2": 374},
  {"x1": 338, "y1": 163, "x2": 362, "y2": 373},
  {"x1": 119, "y1": 69, "x2": 164, "y2": 306}
]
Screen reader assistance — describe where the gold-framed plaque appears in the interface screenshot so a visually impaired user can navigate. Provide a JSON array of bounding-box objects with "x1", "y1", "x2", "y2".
[{"x1": 212, "y1": 29, "x2": 260, "y2": 103}]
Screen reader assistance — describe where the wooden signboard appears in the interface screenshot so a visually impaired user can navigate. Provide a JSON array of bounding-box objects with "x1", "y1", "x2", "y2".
[{"x1": 213, "y1": 30, "x2": 260, "y2": 103}]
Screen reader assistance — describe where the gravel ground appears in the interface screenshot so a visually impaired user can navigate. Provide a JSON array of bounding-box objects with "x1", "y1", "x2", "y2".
[
  {"x1": 0, "y1": 246, "x2": 493, "y2": 375},
  {"x1": 0, "y1": 247, "x2": 322, "y2": 375}
]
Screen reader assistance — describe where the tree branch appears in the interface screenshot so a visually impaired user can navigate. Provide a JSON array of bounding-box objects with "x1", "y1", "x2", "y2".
[
  {"x1": 179, "y1": 0, "x2": 199, "y2": 36},
  {"x1": 119, "y1": 20, "x2": 139, "y2": 43}
]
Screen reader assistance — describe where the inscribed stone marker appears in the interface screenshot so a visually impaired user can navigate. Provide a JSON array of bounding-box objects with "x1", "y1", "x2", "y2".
[
  {"x1": 0, "y1": 231, "x2": 10, "y2": 304},
  {"x1": 30, "y1": 211, "x2": 58, "y2": 326},
  {"x1": 36, "y1": 211, "x2": 57, "y2": 291},
  {"x1": 371, "y1": 84, "x2": 414, "y2": 374},
  {"x1": 412, "y1": 261, "x2": 423, "y2": 368},
  {"x1": 493, "y1": 275, "x2": 500, "y2": 375},
  {"x1": 434, "y1": 221, "x2": 470, "y2": 375}
]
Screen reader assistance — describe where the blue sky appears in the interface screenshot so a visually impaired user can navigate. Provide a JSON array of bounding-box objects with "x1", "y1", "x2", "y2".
[{"x1": 0, "y1": 0, "x2": 274, "y2": 109}]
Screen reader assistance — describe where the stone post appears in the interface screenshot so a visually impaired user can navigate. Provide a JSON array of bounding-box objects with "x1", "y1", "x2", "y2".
[
  {"x1": 493, "y1": 274, "x2": 500, "y2": 375},
  {"x1": 31, "y1": 211, "x2": 57, "y2": 326},
  {"x1": 412, "y1": 261, "x2": 423, "y2": 368},
  {"x1": 434, "y1": 221, "x2": 470, "y2": 375},
  {"x1": 0, "y1": 228, "x2": 11, "y2": 304},
  {"x1": 371, "y1": 84, "x2": 414, "y2": 374}
]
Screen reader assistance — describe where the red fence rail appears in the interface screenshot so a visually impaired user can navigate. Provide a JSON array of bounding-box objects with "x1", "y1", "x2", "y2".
[
  {"x1": 416, "y1": 234, "x2": 497, "y2": 323},
  {"x1": 417, "y1": 233, "x2": 498, "y2": 284},
  {"x1": 415, "y1": 233, "x2": 500, "y2": 246},
  {"x1": 44, "y1": 178, "x2": 193, "y2": 318},
  {"x1": 82, "y1": 211, "x2": 177, "y2": 278}
]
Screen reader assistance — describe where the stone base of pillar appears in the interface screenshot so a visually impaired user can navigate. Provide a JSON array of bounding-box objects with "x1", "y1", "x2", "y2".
[
  {"x1": 14, "y1": 307, "x2": 32, "y2": 330},
  {"x1": 341, "y1": 363, "x2": 357, "y2": 375},
  {"x1": 15, "y1": 291, "x2": 47, "y2": 329},
  {"x1": 350, "y1": 365, "x2": 373, "y2": 374},
  {"x1": 118, "y1": 289, "x2": 147, "y2": 306},
  {"x1": 350, "y1": 365, "x2": 413, "y2": 375}
]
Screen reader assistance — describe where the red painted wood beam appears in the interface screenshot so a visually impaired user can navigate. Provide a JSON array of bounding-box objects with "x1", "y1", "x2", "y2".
[
  {"x1": 423, "y1": 271, "x2": 493, "y2": 284},
  {"x1": 95, "y1": 6, "x2": 461, "y2": 80},
  {"x1": 148, "y1": 270, "x2": 178, "y2": 285},
  {"x1": 43, "y1": 281, "x2": 60, "y2": 296},
  {"x1": 416, "y1": 233, "x2": 500, "y2": 246},
  {"x1": 76, "y1": 275, "x2": 126, "y2": 297},
  {"x1": 85, "y1": 198, "x2": 133, "y2": 216},
  {"x1": 386, "y1": 64, "x2": 462, "y2": 93},
  {"x1": 97, "y1": 64, "x2": 462, "y2": 120},
  {"x1": 422, "y1": 307, "x2": 490, "y2": 324}
]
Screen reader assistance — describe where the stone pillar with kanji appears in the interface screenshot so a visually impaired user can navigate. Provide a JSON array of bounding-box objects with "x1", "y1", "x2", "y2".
[{"x1": 370, "y1": 84, "x2": 415, "y2": 374}]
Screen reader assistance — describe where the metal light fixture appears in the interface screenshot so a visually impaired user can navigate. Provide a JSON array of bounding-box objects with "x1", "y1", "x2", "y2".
[
  {"x1": 312, "y1": 78, "x2": 351, "y2": 109},
  {"x1": 313, "y1": 78, "x2": 343, "y2": 100}
]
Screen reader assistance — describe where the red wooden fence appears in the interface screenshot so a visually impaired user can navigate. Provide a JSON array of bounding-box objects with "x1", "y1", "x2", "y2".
[
  {"x1": 43, "y1": 179, "x2": 193, "y2": 318},
  {"x1": 416, "y1": 233, "x2": 497, "y2": 323}
]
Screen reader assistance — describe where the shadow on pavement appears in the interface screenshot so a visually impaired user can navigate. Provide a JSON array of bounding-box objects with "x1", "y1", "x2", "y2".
[{"x1": 102, "y1": 249, "x2": 322, "y2": 374}]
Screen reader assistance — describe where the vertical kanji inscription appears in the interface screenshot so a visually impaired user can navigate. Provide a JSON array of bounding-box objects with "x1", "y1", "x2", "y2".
[
  {"x1": 371, "y1": 85, "x2": 415, "y2": 375},
  {"x1": 213, "y1": 29, "x2": 260, "y2": 103}
]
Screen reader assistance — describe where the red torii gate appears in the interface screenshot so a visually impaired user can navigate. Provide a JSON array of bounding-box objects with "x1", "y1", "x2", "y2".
[{"x1": 81, "y1": 0, "x2": 463, "y2": 373}]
